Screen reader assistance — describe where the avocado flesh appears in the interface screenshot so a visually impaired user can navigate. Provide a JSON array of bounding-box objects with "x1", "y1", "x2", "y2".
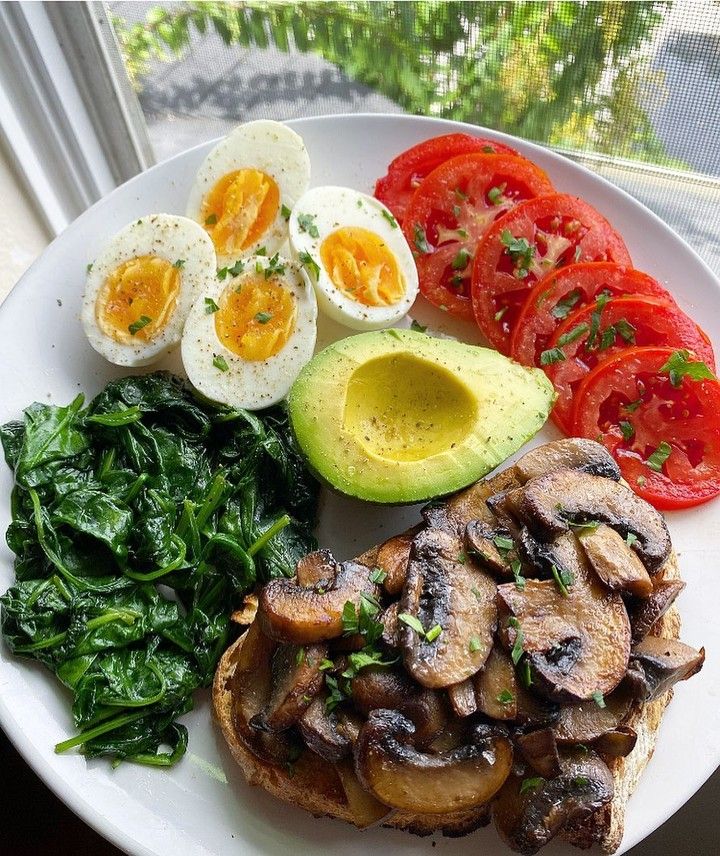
[{"x1": 288, "y1": 329, "x2": 555, "y2": 504}]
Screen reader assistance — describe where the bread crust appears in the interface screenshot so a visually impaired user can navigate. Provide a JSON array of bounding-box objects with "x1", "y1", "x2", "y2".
[{"x1": 212, "y1": 540, "x2": 683, "y2": 852}]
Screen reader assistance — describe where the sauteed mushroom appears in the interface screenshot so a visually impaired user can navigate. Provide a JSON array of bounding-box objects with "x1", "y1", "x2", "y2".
[
  {"x1": 354, "y1": 710, "x2": 513, "y2": 814},
  {"x1": 465, "y1": 519, "x2": 516, "y2": 579},
  {"x1": 515, "y1": 728, "x2": 561, "y2": 779},
  {"x1": 518, "y1": 469, "x2": 671, "y2": 572},
  {"x1": 258, "y1": 558, "x2": 378, "y2": 643},
  {"x1": 514, "y1": 438, "x2": 620, "y2": 484},
  {"x1": 474, "y1": 645, "x2": 518, "y2": 721},
  {"x1": 376, "y1": 530, "x2": 416, "y2": 596},
  {"x1": 594, "y1": 725, "x2": 637, "y2": 758},
  {"x1": 553, "y1": 681, "x2": 634, "y2": 744},
  {"x1": 400, "y1": 528, "x2": 497, "y2": 688},
  {"x1": 299, "y1": 695, "x2": 351, "y2": 762},
  {"x1": 334, "y1": 759, "x2": 392, "y2": 827},
  {"x1": 296, "y1": 549, "x2": 337, "y2": 587},
  {"x1": 629, "y1": 578, "x2": 685, "y2": 643},
  {"x1": 576, "y1": 523, "x2": 653, "y2": 597},
  {"x1": 626, "y1": 637, "x2": 705, "y2": 701},
  {"x1": 448, "y1": 679, "x2": 478, "y2": 718}
]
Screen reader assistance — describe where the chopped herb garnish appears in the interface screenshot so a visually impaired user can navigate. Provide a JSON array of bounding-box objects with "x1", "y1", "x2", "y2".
[
  {"x1": 425, "y1": 624, "x2": 442, "y2": 643},
  {"x1": 494, "y1": 306, "x2": 508, "y2": 322},
  {"x1": 370, "y1": 567, "x2": 387, "y2": 584},
  {"x1": 398, "y1": 613, "x2": 426, "y2": 636},
  {"x1": 591, "y1": 690, "x2": 606, "y2": 709},
  {"x1": 599, "y1": 326, "x2": 617, "y2": 351},
  {"x1": 469, "y1": 636, "x2": 482, "y2": 653},
  {"x1": 501, "y1": 230, "x2": 535, "y2": 279},
  {"x1": 381, "y1": 209, "x2": 398, "y2": 228},
  {"x1": 551, "y1": 563, "x2": 574, "y2": 596},
  {"x1": 493, "y1": 535, "x2": 514, "y2": 553},
  {"x1": 212, "y1": 354, "x2": 229, "y2": 372},
  {"x1": 204, "y1": 297, "x2": 220, "y2": 314},
  {"x1": 341, "y1": 594, "x2": 383, "y2": 647},
  {"x1": 496, "y1": 689, "x2": 514, "y2": 705},
  {"x1": 637, "y1": 475, "x2": 647, "y2": 487},
  {"x1": 295, "y1": 647, "x2": 306, "y2": 666},
  {"x1": 255, "y1": 311, "x2": 273, "y2": 324},
  {"x1": 521, "y1": 659, "x2": 533, "y2": 687},
  {"x1": 263, "y1": 253, "x2": 286, "y2": 280},
  {"x1": 488, "y1": 184, "x2": 505, "y2": 205},
  {"x1": 626, "y1": 532, "x2": 638, "y2": 548},
  {"x1": 86, "y1": 262, "x2": 93, "y2": 273},
  {"x1": 324, "y1": 675, "x2": 347, "y2": 713},
  {"x1": 624, "y1": 397, "x2": 643, "y2": 413},
  {"x1": 451, "y1": 248, "x2": 471, "y2": 270},
  {"x1": 128, "y1": 315, "x2": 152, "y2": 335},
  {"x1": 173, "y1": 259, "x2": 185, "y2": 268},
  {"x1": 296, "y1": 212, "x2": 319, "y2": 238},
  {"x1": 457, "y1": 551, "x2": 467, "y2": 564},
  {"x1": 540, "y1": 347, "x2": 566, "y2": 366},
  {"x1": 217, "y1": 267, "x2": 229, "y2": 280},
  {"x1": 511, "y1": 558, "x2": 526, "y2": 590},
  {"x1": 205, "y1": 213, "x2": 218, "y2": 225},
  {"x1": 574, "y1": 776, "x2": 590, "y2": 787},
  {"x1": 619, "y1": 420, "x2": 635, "y2": 441},
  {"x1": 298, "y1": 250, "x2": 320, "y2": 279},
  {"x1": 519, "y1": 776, "x2": 545, "y2": 796},
  {"x1": 255, "y1": 246, "x2": 267, "y2": 256},
  {"x1": 454, "y1": 187, "x2": 468, "y2": 200},
  {"x1": 585, "y1": 292, "x2": 611, "y2": 350},
  {"x1": 410, "y1": 319, "x2": 428, "y2": 333},
  {"x1": 551, "y1": 289, "x2": 582, "y2": 319},
  {"x1": 413, "y1": 223, "x2": 432, "y2": 254},
  {"x1": 646, "y1": 441, "x2": 672, "y2": 472},
  {"x1": 557, "y1": 322, "x2": 589, "y2": 347},
  {"x1": 319, "y1": 658, "x2": 334, "y2": 671},
  {"x1": 660, "y1": 349, "x2": 716, "y2": 387},
  {"x1": 228, "y1": 258, "x2": 245, "y2": 276},
  {"x1": 615, "y1": 318, "x2": 636, "y2": 343},
  {"x1": 281, "y1": 204, "x2": 291, "y2": 221},
  {"x1": 508, "y1": 617, "x2": 524, "y2": 665}
]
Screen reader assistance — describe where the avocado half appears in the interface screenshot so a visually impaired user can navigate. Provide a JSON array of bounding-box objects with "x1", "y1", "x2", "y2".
[{"x1": 288, "y1": 328, "x2": 555, "y2": 504}]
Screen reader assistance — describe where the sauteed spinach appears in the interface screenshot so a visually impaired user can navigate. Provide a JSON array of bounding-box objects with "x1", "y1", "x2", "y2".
[{"x1": 0, "y1": 372, "x2": 318, "y2": 766}]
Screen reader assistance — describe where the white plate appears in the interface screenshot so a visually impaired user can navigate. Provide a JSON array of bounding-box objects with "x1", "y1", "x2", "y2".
[{"x1": 0, "y1": 114, "x2": 717, "y2": 856}]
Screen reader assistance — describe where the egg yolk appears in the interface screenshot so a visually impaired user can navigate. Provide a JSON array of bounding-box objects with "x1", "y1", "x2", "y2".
[
  {"x1": 96, "y1": 255, "x2": 180, "y2": 343},
  {"x1": 319, "y1": 226, "x2": 405, "y2": 306},
  {"x1": 215, "y1": 275, "x2": 296, "y2": 361},
  {"x1": 202, "y1": 169, "x2": 279, "y2": 256}
]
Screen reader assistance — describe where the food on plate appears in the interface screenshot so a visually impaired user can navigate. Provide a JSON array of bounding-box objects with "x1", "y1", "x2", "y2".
[
  {"x1": 471, "y1": 194, "x2": 632, "y2": 352},
  {"x1": 186, "y1": 119, "x2": 310, "y2": 265},
  {"x1": 0, "y1": 373, "x2": 318, "y2": 764},
  {"x1": 81, "y1": 214, "x2": 216, "y2": 367},
  {"x1": 572, "y1": 346, "x2": 720, "y2": 508},
  {"x1": 286, "y1": 327, "x2": 554, "y2": 503},
  {"x1": 542, "y1": 294, "x2": 715, "y2": 433},
  {"x1": 181, "y1": 253, "x2": 317, "y2": 409},
  {"x1": 402, "y1": 153, "x2": 554, "y2": 320},
  {"x1": 288, "y1": 186, "x2": 418, "y2": 329},
  {"x1": 510, "y1": 263, "x2": 678, "y2": 367},
  {"x1": 213, "y1": 438, "x2": 703, "y2": 852},
  {"x1": 374, "y1": 132, "x2": 518, "y2": 222}
]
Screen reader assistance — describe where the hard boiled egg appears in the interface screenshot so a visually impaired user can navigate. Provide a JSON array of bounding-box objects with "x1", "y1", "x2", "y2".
[
  {"x1": 181, "y1": 254, "x2": 317, "y2": 410},
  {"x1": 288, "y1": 186, "x2": 418, "y2": 330},
  {"x1": 81, "y1": 214, "x2": 216, "y2": 367},
  {"x1": 187, "y1": 120, "x2": 310, "y2": 267}
]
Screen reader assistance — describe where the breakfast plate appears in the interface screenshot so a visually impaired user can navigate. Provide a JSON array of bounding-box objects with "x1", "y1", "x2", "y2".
[{"x1": 0, "y1": 113, "x2": 718, "y2": 856}]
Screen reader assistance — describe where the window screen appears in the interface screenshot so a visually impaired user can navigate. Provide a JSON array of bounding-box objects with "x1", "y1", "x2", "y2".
[{"x1": 109, "y1": 1, "x2": 720, "y2": 272}]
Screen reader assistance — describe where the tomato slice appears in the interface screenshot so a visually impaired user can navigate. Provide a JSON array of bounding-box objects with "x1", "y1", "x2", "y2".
[
  {"x1": 544, "y1": 295, "x2": 716, "y2": 434},
  {"x1": 510, "y1": 263, "x2": 675, "y2": 366},
  {"x1": 402, "y1": 153, "x2": 554, "y2": 320},
  {"x1": 471, "y1": 196, "x2": 631, "y2": 353},
  {"x1": 572, "y1": 346, "x2": 720, "y2": 509},
  {"x1": 374, "y1": 133, "x2": 517, "y2": 223}
]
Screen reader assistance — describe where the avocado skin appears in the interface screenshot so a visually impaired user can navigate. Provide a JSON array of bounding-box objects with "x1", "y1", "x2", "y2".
[{"x1": 288, "y1": 329, "x2": 555, "y2": 505}]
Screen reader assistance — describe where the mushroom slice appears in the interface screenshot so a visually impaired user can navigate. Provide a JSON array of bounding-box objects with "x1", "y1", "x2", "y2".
[
  {"x1": 498, "y1": 534, "x2": 631, "y2": 703},
  {"x1": 334, "y1": 759, "x2": 392, "y2": 827},
  {"x1": 553, "y1": 681, "x2": 634, "y2": 744},
  {"x1": 230, "y1": 592, "x2": 258, "y2": 625},
  {"x1": 626, "y1": 637, "x2": 705, "y2": 701},
  {"x1": 298, "y1": 695, "x2": 350, "y2": 762},
  {"x1": 630, "y1": 578, "x2": 686, "y2": 643},
  {"x1": 514, "y1": 438, "x2": 620, "y2": 484},
  {"x1": 354, "y1": 710, "x2": 513, "y2": 814},
  {"x1": 376, "y1": 530, "x2": 416, "y2": 596},
  {"x1": 493, "y1": 749, "x2": 613, "y2": 855},
  {"x1": 258, "y1": 559, "x2": 378, "y2": 644},
  {"x1": 251, "y1": 642, "x2": 326, "y2": 732},
  {"x1": 448, "y1": 679, "x2": 478, "y2": 718},
  {"x1": 296, "y1": 548, "x2": 337, "y2": 588},
  {"x1": 474, "y1": 645, "x2": 518, "y2": 721},
  {"x1": 594, "y1": 725, "x2": 637, "y2": 758},
  {"x1": 576, "y1": 523, "x2": 653, "y2": 597},
  {"x1": 380, "y1": 601, "x2": 400, "y2": 649},
  {"x1": 350, "y1": 667, "x2": 446, "y2": 745},
  {"x1": 518, "y1": 468, "x2": 671, "y2": 573},
  {"x1": 465, "y1": 520, "x2": 515, "y2": 579},
  {"x1": 400, "y1": 528, "x2": 497, "y2": 689},
  {"x1": 423, "y1": 468, "x2": 520, "y2": 534},
  {"x1": 515, "y1": 728, "x2": 561, "y2": 779}
]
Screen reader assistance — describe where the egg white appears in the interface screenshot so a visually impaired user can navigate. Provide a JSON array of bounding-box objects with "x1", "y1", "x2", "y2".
[
  {"x1": 186, "y1": 120, "x2": 310, "y2": 266},
  {"x1": 288, "y1": 186, "x2": 419, "y2": 330},
  {"x1": 181, "y1": 254, "x2": 317, "y2": 410},
  {"x1": 81, "y1": 214, "x2": 216, "y2": 367}
]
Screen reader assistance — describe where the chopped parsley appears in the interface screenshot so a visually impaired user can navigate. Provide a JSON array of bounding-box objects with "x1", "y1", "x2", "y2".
[
  {"x1": 468, "y1": 636, "x2": 482, "y2": 653},
  {"x1": 295, "y1": 647, "x2": 306, "y2": 666},
  {"x1": 341, "y1": 593, "x2": 383, "y2": 646},
  {"x1": 425, "y1": 624, "x2": 443, "y2": 643},
  {"x1": 540, "y1": 347, "x2": 565, "y2": 366},
  {"x1": 494, "y1": 306, "x2": 508, "y2": 322},
  {"x1": 496, "y1": 689, "x2": 514, "y2": 705},
  {"x1": 324, "y1": 675, "x2": 346, "y2": 713},
  {"x1": 204, "y1": 213, "x2": 218, "y2": 225},
  {"x1": 551, "y1": 563, "x2": 574, "y2": 597},
  {"x1": 263, "y1": 253, "x2": 286, "y2": 279},
  {"x1": 281, "y1": 204, "x2": 291, "y2": 221},
  {"x1": 319, "y1": 658, "x2": 334, "y2": 671},
  {"x1": 521, "y1": 659, "x2": 533, "y2": 688},
  {"x1": 298, "y1": 250, "x2": 320, "y2": 279},
  {"x1": 519, "y1": 776, "x2": 545, "y2": 796},
  {"x1": 212, "y1": 354, "x2": 229, "y2": 372},
  {"x1": 493, "y1": 534, "x2": 514, "y2": 553},
  {"x1": 508, "y1": 616, "x2": 524, "y2": 665},
  {"x1": 624, "y1": 397, "x2": 643, "y2": 413},
  {"x1": 296, "y1": 212, "x2": 319, "y2": 238},
  {"x1": 255, "y1": 246, "x2": 267, "y2": 256},
  {"x1": 551, "y1": 289, "x2": 582, "y2": 320},
  {"x1": 488, "y1": 183, "x2": 506, "y2": 205},
  {"x1": 451, "y1": 248, "x2": 472, "y2": 270},
  {"x1": 173, "y1": 259, "x2": 185, "y2": 268},
  {"x1": 370, "y1": 567, "x2": 387, "y2": 584},
  {"x1": 626, "y1": 532, "x2": 638, "y2": 548},
  {"x1": 585, "y1": 292, "x2": 611, "y2": 350},
  {"x1": 128, "y1": 315, "x2": 151, "y2": 335},
  {"x1": 86, "y1": 262, "x2": 93, "y2": 273},
  {"x1": 574, "y1": 776, "x2": 590, "y2": 787},
  {"x1": 619, "y1": 420, "x2": 634, "y2": 441},
  {"x1": 557, "y1": 322, "x2": 589, "y2": 347},
  {"x1": 413, "y1": 223, "x2": 432, "y2": 254},
  {"x1": 204, "y1": 297, "x2": 220, "y2": 314},
  {"x1": 591, "y1": 690, "x2": 606, "y2": 709},
  {"x1": 511, "y1": 558, "x2": 526, "y2": 590},
  {"x1": 646, "y1": 441, "x2": 672, "y2": 472},
  {"x1": 660, "y1": 349, "x2": 715, "y2": 387},
  {"x1": 381, "y1": 209, "x2": 398, "y2": 228},
  {"x1": 501, "y1": 230, "x2": 535, "y2": 279},
  {"x1": 410, "y1": 319, "x2": 428, "y2": 333},
  {"x1": 254, "y1": 311, "x2": 272, "y2": 324},
  {"x1": 217, "y1": 258, "x2": 244, "y2": 280}
]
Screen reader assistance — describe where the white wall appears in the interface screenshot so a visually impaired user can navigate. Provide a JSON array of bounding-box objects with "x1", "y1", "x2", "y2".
[{"x1": 0, "y1": 144, "x2": 50, "y2": 301}]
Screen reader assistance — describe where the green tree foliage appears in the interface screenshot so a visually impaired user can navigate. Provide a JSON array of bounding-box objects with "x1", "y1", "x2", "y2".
[{"x1": 112, "y1": 1, "x2": 674, "y2": 165}]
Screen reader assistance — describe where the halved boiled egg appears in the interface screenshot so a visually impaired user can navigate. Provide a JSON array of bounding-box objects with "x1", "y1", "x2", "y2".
[
  {"x1": 181, "y1": 254, "x2": 317, "y2": 410},
  {"x1": 288, "y1": 186, "x2": 418, "y2": 330},
  {"x1": 81, "y1": 214, "x2": 216, "y2": 367},
  {"x1": 186, "y1": 120, "x2": 310, "y2": 266}
]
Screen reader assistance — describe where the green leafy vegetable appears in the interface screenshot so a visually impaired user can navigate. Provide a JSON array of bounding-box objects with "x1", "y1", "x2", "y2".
[{"x1": 0, "y1": 372, "x2": 319, "y2": 766}]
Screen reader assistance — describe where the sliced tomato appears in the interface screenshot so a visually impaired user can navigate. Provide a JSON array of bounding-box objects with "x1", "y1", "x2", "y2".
[
  {"x1": 544, "y1": 295, "x2": 716, "y2": 434},
  {"x1": 572, "y1": 346, "x2": 720, "y2": 509},
  {"x1": 374, "y1": 133, "x2": 517, "y2": 223},
  {"x1": 471, "y1": 196, "x2": 631, "y2": 353},
  {"x1": 510, "y1": 263, "x2": 675, "y2": 366},
  {"x1": 402, "y1": 153, "x2": 554, "y2": 320}
]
